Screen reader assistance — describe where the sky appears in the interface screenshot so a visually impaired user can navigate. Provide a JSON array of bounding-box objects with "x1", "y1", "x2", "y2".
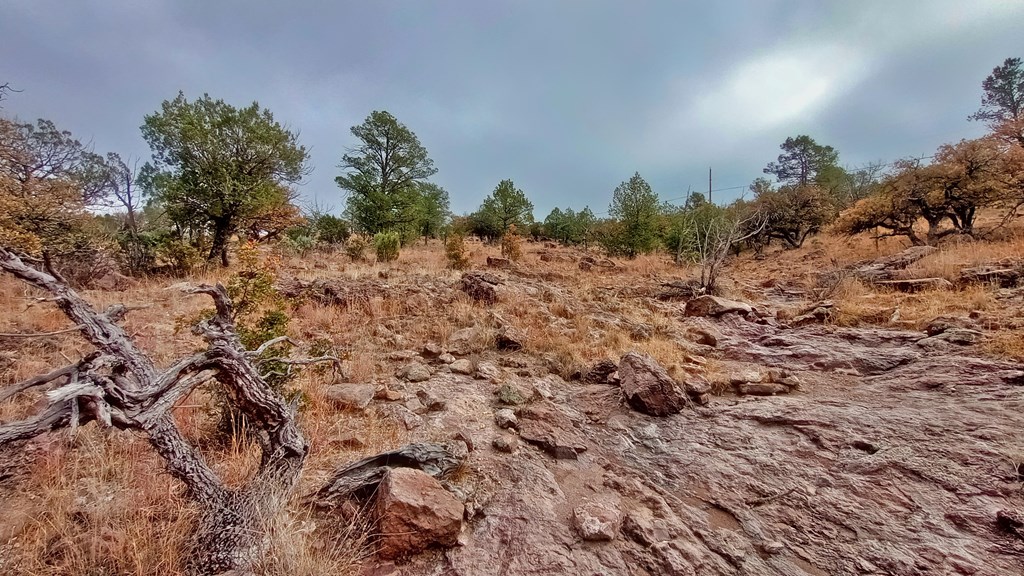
[{"x1": 2, "y1": 0, "x2": 1021, "y2": 218}]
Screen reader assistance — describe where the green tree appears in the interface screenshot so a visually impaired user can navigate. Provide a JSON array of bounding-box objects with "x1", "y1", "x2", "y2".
[
  {"x1": 411, "y1": 181, "x2": 450, "y2": 243},
  {"x1": 606, "y1": 172, "x2": 659, "y2": 258},
  {"x1": 336, "y1": 111, "x2": 437, "y2": 234},
  {"x1": 763, "y1": 135, "x2": 839, "y2": 186},
  {"x1": 970, "y1": 57, "x2": 1023, "y2": 130},
  {"x1": 141, "y1": 92, "x2": 308, "y2": 266},
  {"x1": 476, "y1": 179, "x2": 534, "y2": 238}
]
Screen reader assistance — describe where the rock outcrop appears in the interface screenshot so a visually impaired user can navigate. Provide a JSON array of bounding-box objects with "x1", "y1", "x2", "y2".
[{"x1": 374, "y1": 467, "x2": 463, "y2": 559}]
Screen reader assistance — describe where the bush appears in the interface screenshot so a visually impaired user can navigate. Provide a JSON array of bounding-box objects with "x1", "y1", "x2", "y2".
[
  {"x1": 374, "y1": 231, "x2": 401, "y2": 262},
  {"x1": 445, "y1": 234, "x2": 471, "y2": 270},
  {"x1": 311, "y1": 214, "x2": 350, "y2": 245},
  {"x1": 500, "y1": 224, "x2": 523, "y2": 261},
  {"x1": 344, "y1": 235, "x2": 369, "y2": 261},
  {"x1": 281, "y1": 232, "x2": 316, "y2": 256},
  {"x1": 155, "y1": 236, "x2": 203, "y2": 276}
]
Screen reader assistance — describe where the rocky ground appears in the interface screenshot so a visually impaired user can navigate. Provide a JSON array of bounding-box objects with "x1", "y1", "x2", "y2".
[
  {"x1": 2, "y1": 239, "x2": 1024, "y2": 575},
  {"x1": 314, "y1": 254, "x2": 1024, "y2": 576}
]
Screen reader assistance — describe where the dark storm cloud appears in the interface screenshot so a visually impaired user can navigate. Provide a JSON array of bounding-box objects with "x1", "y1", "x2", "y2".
[{"x1": 2, "y1": 0, "x2": 1020, "y2": 217}]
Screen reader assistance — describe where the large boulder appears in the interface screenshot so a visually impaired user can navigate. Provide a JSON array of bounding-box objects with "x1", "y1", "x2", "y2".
[
  {"x1": 375, "y1": 467, "x2": 464, "y2": 559},
  {"x1": 684, "y1": 295, "x2": 752, "y2": 317},
  {"x1": 618, "y1": 353, "x2": 688, "y2": 416},
  {"x1": 323, "y1": 384, "x2": 377, "y2": 410}
]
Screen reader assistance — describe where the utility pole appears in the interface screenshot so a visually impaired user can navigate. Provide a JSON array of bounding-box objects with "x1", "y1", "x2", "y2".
[{"x1": 708, "y1": 167, "x2": 712, "y2": 203}]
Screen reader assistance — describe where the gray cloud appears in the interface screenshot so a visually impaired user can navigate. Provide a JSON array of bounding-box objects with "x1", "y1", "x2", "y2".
[{"x1": 2, "y1": 0, "x2": 1020, "y2": 217}]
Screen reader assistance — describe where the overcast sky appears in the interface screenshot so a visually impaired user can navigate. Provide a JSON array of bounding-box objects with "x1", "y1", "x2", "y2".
[{"x1": 2, "y1": 0, "x2": 1021, "y2": 217}]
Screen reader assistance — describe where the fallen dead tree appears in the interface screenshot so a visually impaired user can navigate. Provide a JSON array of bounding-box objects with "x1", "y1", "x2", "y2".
[{"x1": 0, "y1": 249, "x2": 312, "y2": 575}]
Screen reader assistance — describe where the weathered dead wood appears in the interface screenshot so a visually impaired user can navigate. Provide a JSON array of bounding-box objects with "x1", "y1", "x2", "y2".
[
  {"x1": 0, "y1": 248, "x2": 313, "y2": 575},
  {"x1": 310, "y1": 442, "x2": 465, "y2": 507}
]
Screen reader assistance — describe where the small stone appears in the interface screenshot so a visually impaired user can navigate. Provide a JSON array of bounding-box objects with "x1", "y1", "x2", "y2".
[
  {"x1": 450, "y1": 359, "x2": 474, "y2": 375},
  {"x1": 405, "y1": 397, "x2": 427, "y2": 414},
  {"x1": 737, "y1": 382, "x2": 789, "y2": 396},
  {"x1": 729, "y1": 368, "x2": 763, "y2": 386},
  {"x1": 324, "y1": 384, "x2": 377, "y2": 410},
  {"x1": 448, "y1": 327, "x2": 482, "y2": 356},
  {"x1": 439, "y1": 353, "x2": 456, "y2": 364},
  {"x1": 399, "y1": 362, "x2": 432, "y2": 383},
  {"x1": 452, "y1": 429, "x2": 475, "y2": 452},
  {"x1": 684, "y1": 295, "x2": 752, "y2": 317},
  {"x1": 422, "y1": 342, "x2": 443, "y2": 359},
  {"x1": 476, "y1": 361, "x2": 501, "y2": 381},
  {"x1": 492, "y1": 434, "x2": 518, "y2": 453},
  {"x1": 495, "y1": 325, "x2": 525, "y2": 351},
  {"x1": 572, "y1": 501, "x2": 622, "y2": 541},
  {"x1": 416, "y1": 389, "x2": 447, "y2": 412},
  {"x1": 494, "y1": 408, "x2": 519, "y2": 430}
]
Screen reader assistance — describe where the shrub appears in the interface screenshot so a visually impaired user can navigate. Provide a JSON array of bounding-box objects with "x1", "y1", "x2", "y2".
[
  {"x1": 374, "y1": 231, "x2": 401, "y2": 262},
  {"x1": 311, "y1": 213, "x2": 350, "y2": 245},
  {"x1": 155, "y1": 236, "x2": 203, "y2": 276},
  {"x1": 281, "y1": 232, "x2": 316, "y2": 256},
  {"x1": 345, "y1": 235, "x2": 369, "y2": 261},
  {"x1": 445, "y1": 234, "x2": 471, "y2": 270},
  {"x1": 500, "y1": 224, "x2": 523, "y2": 261}
]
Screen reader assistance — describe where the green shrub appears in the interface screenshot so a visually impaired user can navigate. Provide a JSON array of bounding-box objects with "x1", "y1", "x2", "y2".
[
  {"x1": 155, "y1": 237, "x2": 203, "y2": 275},
  {"x1": 374, "y1": 231, "x2": 401, "y2": 262},
  {"x1": 312, "y1": 214, "x2": 350, "y2": 245}
]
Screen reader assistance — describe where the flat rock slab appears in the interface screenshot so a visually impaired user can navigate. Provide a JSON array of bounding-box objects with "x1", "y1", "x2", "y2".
[
  {"x1": 375, "y1": 467, "x2": 463, "y2": 559},
  {"x1": 518, "y1": 402, "x2": 588, "y2": 459},
  {"x1": 684, "y1": 295, "x2": 753, "y2": 317}
]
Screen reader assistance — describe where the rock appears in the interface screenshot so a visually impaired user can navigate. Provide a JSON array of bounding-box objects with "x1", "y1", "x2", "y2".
[
  {"x1": 585, "y1": 359, "x2": 619, "y2": 384},
  {"x1": 492, "y1": 434, "x2": 518, "y2": 453},
  {"x1": 791, "y1": 306, "x2": 834, "y2": 327},
  {"x1": 874, "y1": 277, "x2": 954, "y2": 292},
  {"x1": 450, "y1": 359, "x2": 475, "y2": 375},
  {"x1": 416, "y1": 389, "x2": 447, "y2": 412},
  {"x1": 924, "y1": 316, "x2": 976, "y2": 336},
  {"x1": 495, "y1": 382, "x2": 527, "y2": 405},
  {"x1": 476, "y1": 361, "x2": 501, "y2": 381},
  {"x1": 687, "y1": 326, "x2": 719, "y2": 347},
  {"x1": 518, "y1": 402, "x2": 588, "y2": 459},
  {"x1": 495, "y1": 325, "x2": 525, "y2": 351},
  {"x1": 375, "y1": 467, "x2": 464, "y2": 559},
  {"x1": 448, "y1": 327, "x2": 485, "y2": 356},
  {"x1": 324, "y1": 384, "x2": 377, "y2": 410},
  {"x1": 737, "y1": 382, "x2": 789, "y2": 396},
  {"x1": 928, "y1": 328, "x2": 983, "y2": 345},
  {"x1": 397, "y1": 361, "x2": 432, "y2": 383},
  {"x1": 684, "y1": 295, "x2": 753, "y2": 317},
  {"x1": 404, "y1": 397, "x2": 426, "y2": 414},
  {"x1": 622, "y1": 511, "x2": 674, "y2": 546},
  {"x1": 578, "y1": 260, "x2": 593, "y2": 272},
  {"x1": 457, "y1": 272, "x2": 499, "y2": 305},
  {"x1": 422, "y1": 342, "x2": 443, "y2": 359},
  {"x1": 452, "y1": 429, "x2": 475, "y2": 452},
  {"x1": 729, "y1": 368, "x2": 764, "y2": 386},
  {"x1": 996, "y1": 509, "x2": 1024, "y2": 539},
  {"x1": 494, "y1": 408, "x2": 519, "y2": 430},
  {"x1": 381, "y1": 404, "x2": 423, "y2": 430},
  {"x1": 572, "y1": 501, "x2": 622, "y2": 541},
  {"x1": 438, "y1": 353, "x2": 456, "y2": 364},
  {"x1": 486, "y1": 256, "x2": 512, "y2": 269},
  {"x1": 618, "y1": 352, "x2": 689, "y2": 416}
]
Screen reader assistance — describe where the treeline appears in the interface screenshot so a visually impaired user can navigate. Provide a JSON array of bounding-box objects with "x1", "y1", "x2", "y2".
[{"x1": 0, "y1": 56, "x2": 1021, "y2": 284}]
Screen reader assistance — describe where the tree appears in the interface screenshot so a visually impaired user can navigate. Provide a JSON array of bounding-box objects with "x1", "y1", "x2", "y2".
[
  {"x1": 752, "y1": 183, "x2": 836, "y2": 248},
  {"x1": 336, "y1": 111, "x2": 437, "y2": 234},
  {"x1": 141, "y1": 92, "x2": 308, "y2": 266},
  {"x1": 606, "y1": 172, "x2": 659, "y2": 258},
  {"x1": 971, "y1": 57, "x2": 1023, "y2": 139},
  {"x1": 476, "y1": 179, "x2": 534, "y2": 238},
  {"x1": 763, "y1": 135, "x2": 840, "y2": 186},
  {"x1": 411, "y1": 182, "x2": 450, "y2": 243}
]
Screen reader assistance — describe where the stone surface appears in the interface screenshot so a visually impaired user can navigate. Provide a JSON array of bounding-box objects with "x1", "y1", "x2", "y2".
[
  {"x1": 450, "y1": 359, "x2": 475, "y2": 375},
  {"x1": 495, "y1": 325, "x2": 525, "y2": 351},
  {"x1": 737, "y1": 382, "x2": 789, "y2": 396},
  {"x1": 398, "y1": 361, "x2": 432, "y2": 383},
  {"x1": 457, "y1": 272, "x2": 499, "y2": 305},
  {"x1": 618, "y1": 352, "x2": 689, "y2": 416},
  {"x1": 684, "y1": 295, "x2": 753, "y2": 317},
  {"x1": 573, "y1": 501, "x2": 623, "y2": 541},
  {"x1": 324, "y1": 384, "x2": 377, "y2": 410},
  {"x1": 518, "y1": 402, "x2": 588, "y2": 459},
  {"x1": 448, "y1": 327, "x2": 484, "y2": 356},
  {"x1": 494, "y1": 408, "x2": 518, "y2": 430},
  {"x1": 491, "y1": 434, "x2": 518, "y2": 453},
  {"x1": 375, "y1": 468, "x2": 464, "y2": 559}
]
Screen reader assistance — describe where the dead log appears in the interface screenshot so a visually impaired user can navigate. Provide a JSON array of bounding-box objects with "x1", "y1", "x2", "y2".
[
  {"x1": 310, "y1": 442, "x2": 465, "y2": 507},
  {"x1": 0, "y1": 248, "x2": 316, "y2": 575}
]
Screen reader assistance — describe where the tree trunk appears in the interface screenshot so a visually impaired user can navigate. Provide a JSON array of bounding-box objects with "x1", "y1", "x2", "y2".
[
  {"x1": 0, "y1": 250, "x2": 311, "y2": 575},
  {"x1": 209, "y1": 219, "x2": 233, "y2": 267}
]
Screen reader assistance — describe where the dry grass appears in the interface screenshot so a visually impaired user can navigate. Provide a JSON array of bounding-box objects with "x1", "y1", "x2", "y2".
[{"x1": 2, "y1": 223, "x2": 1023, "y2": 573}]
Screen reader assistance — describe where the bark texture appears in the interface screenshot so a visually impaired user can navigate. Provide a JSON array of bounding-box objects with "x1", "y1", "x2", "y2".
[{"x1": 0, "y1": 248, "x2": 307, "y2": 575}]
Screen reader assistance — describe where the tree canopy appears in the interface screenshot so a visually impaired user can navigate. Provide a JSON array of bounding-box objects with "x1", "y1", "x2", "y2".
[
  {"x1": 473, "y1": 179, "x2": 534, "y2": 239},
  {"x1": 763, "y1": 135, "x2": 839, "y2": 186},
  {"x1": 605, "y1": 172, "x2": 659, "y2": 258},
  {"x1": 337, "y1": 111, "x2": 437, "y2": 234},
  {"x1": 141, "y1": 92, "x2": 308, "y2": 265}
]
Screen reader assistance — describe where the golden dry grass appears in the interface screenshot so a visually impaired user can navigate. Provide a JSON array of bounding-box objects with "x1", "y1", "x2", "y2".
[{"x1": 1, "y1": 223, "x2": 1023, "y2": 573}]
